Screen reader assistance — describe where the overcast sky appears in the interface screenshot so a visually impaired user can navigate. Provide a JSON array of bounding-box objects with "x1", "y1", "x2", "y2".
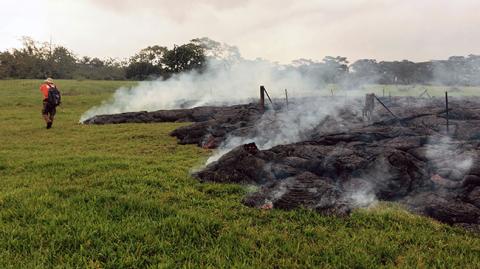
[{"x1": 1, "y1": 0, "x2": 479, "y2": 63}]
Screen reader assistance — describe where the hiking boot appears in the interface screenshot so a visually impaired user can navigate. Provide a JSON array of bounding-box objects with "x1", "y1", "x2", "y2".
[{"x1": 46, "y1": 122, "x2": 52, "y2": 129}]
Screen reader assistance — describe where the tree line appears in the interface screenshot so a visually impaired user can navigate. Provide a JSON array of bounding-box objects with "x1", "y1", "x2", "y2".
[
  {"x1": 288, "y1": 55, "x2": 480, "y2": 87},
  {"x1": 0, "y1": 37, "x2": 207, "y2": 80},
  {"x1": 349, "y1": 55, "x2": 480, "y2": 86},
  {"x1": 1, "y1": 37, "x2": 479, "y2": 86}
]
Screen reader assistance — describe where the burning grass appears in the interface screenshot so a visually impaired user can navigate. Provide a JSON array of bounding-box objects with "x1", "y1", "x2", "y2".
[{"x1": 0, "y1": 80, "x2": 480, "y2": 268}]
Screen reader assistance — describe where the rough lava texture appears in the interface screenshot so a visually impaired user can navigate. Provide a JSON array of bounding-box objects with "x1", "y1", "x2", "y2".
[
  {"x1": 195, "y1": 98, "x2": 480, "y2": 228},
  {"x1": 84, "y1": 103, "x2": 264, "y2": 148},
  {"x1": 84, "y1": 97, "x2": 480, "y2": 228}
]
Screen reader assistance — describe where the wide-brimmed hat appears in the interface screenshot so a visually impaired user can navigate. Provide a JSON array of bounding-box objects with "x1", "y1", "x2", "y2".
[{"x1": 45, "y1": 78, "x2": 54, "y2": 83}]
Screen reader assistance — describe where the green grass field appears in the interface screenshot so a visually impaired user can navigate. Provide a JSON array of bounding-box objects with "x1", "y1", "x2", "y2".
[{"x1": 0, "y1": 79, "x2": 479, "y2": 268}]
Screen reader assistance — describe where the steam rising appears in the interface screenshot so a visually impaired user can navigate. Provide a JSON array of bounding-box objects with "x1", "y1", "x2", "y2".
[
  {"x1": 348, "y1": 186, "x2": 377, "y2": 208},
  {"x1": 426, "y1": 136, "x2": 475, "y2": 179},
  {"x1": 206, "y1": 98, "x2": 350, "y2": 163},
  {"x1": 80, "y1": 59, "x2": 325, "y2": 122}
]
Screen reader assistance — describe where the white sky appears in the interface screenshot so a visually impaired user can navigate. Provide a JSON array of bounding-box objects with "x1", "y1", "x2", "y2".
[{"x1": 0, "y1": 0, "x2": 479, "y2": 63}]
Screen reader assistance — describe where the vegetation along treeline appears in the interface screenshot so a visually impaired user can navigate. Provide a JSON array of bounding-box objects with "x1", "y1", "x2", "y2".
[{"x1": 0, "y1": 36, "x2": 479, "y2": 86}]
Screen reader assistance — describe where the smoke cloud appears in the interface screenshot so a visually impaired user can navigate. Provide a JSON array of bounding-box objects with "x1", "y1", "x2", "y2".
[
  {"x1": 206, "y1": 97, "x2": 353, "y2": 163},
  {"x1": 80, "y1": 58, "x2": 331, "y2": 122},
  {"x1": 426, "y1": 136, "x2": 475, "y2": 181}
]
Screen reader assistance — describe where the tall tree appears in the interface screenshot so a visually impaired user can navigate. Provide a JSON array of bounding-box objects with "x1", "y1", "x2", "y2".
[
  {"x1": 191, "y1": 37, "x2": 241, "y2": 62},
  {"x1": 49, "y1": 46, "x2": 77, "y2": 78},
  {"x1": 162, "y1": 43, "x2": 206, "y2": 73},
  {"x1": 130, "y1": 45, "x2": 167, "y2": 66}
]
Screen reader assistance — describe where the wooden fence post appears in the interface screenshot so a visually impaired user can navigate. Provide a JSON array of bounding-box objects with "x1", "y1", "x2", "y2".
[
  {"x1": 260, "y1": 86, "x2": 265, "y2": 112},
  {"x1": 285, "y1": 89, "x2": 289, "y2": 110},
  {"x1": 445, "y1": 91, "x2": 449, "y2": 133}
]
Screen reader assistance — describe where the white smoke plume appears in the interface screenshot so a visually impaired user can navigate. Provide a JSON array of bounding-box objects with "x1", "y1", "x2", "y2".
[
  {"x1": 206, "y1": 97, "x2": 356, "y2": 163},
  {"x1": 426, "y1": 136, "x2": 475, "y2": 181},
  {"x1": 80, "y1": 58, "x2": 328, "y2": 122},
  {"x1": 347, "y1": 185, "x2": 377, "y2": 208}
]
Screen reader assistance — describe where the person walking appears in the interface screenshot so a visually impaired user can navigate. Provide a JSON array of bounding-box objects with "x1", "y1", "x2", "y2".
[{"x1": 40, "y1": 78, "x2": 61, "y2": 129}]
